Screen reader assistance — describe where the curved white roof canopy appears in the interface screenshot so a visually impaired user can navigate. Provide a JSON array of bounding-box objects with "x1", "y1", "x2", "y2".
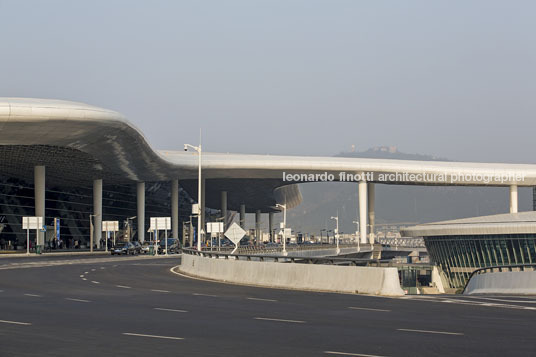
[
  {"x1": 1, "y1": 98, "x2": 536, "y2": 211},
  {"x1": 401, "y1": 211, "x2": 536, "y2": 237}
]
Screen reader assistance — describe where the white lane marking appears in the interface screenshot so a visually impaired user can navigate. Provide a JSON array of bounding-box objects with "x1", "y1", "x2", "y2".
[
  {"x1": 0, "y1": 319, "x2": 32, "y2": 326},
  {"x1": 24, "y1": 293, "x2": 41, "y2": 297},
  {"x1": 348, "y1": 307, "x2": 391, "y2": 312},
  {"x1": 397, "y1": 328, "x2": 463, "y2": 336},
  {"x1": 247, "y1": 297, "x2": 278, "y2": 302},
  {"x1": 91, "y1": 281, "x2": 100, "y2": 284},
  {"x1": 254, "y1": 317, "x2": 305, "y2": 324},
  {"x1": 392, "y1": 295, "x2": 536, "y2": 311},
  {"x1": 65, "y1": 298, "x2": 91, "y2": 303},
  {"x1": 79, "y1": 275, "x2": 84, "y2": 278},
  {"x1": 100, "y1": 267, "x2": 105, "y2": 269},
  {"x1": 154, "y1": 308, "x2": 188, "y2": 313},
  {"x1": 91, "y1": 269, "x2": 96, "y2": 271},
  {"x1": 82, "y1": 278, "x2": 87, "y2": 281},
  {"x1": 116, "y1": 285, "x2": 131, "y2": 289},
  {"x1": 151, "y1": 289, "x2": 170, "y2": 293},
  {"x1": 122, "y1": 332, "x2": 184, "y2": 340},
  {"x1": 324, "y1": 351, "x2": 388, "y2": 357},
  {"x1": 192, "y1": 293, "x2": 218, "y2": 297},
  {"x1": 465, "y1": 296, "x2": 536, "y2": 304}
]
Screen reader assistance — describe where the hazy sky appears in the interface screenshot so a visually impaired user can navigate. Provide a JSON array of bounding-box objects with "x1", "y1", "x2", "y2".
[{"x1": 1, "y1": 0, "x2": 535, "y2": 163}]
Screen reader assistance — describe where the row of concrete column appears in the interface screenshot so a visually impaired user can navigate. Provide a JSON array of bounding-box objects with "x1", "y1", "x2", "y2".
[
  {"x1": 360, "y1": 182, "x2": 520, "y2": 244},
  {"x1": 31, "y1": 165, "x2": 521, "y2": 247}
]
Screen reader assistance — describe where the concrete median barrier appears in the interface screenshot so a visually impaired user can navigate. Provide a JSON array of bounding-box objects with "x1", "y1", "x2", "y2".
[
  {"x1": 179, "y1": 253, "x2": 405, "y2": 296},
  {"x1": 464, "y1": 271, "x2": 536, "y2": 295}
]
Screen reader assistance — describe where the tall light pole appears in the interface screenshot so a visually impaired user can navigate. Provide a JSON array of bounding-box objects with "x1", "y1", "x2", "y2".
[
  {"x1": 331, "y1": 215, "x2": 340, "y2": 254},
  {"x1": 352, "y1": 219, "x2": 360, "y2": 252},
  {"x1": 184, "y1": 138, "x2": 202, "y2": 251},
  {"x1": 276, "y1": 203, "x2": 287, "y2": 256}
]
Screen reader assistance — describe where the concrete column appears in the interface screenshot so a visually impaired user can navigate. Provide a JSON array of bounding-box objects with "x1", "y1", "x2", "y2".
[
  {"x1": 358, "y1": 180, "x2": 368, "y2": 244},
  {"x1": 255, "y1": 210, "x2": 261, "y2": 244},
  {"x1": 510, "y1": 184, "x2": 518, "y2": 213},
  {"x1": 171, "y1": 179, "x2": 179, "y2": 239},
  {"x1": 268, "y1": 212, "x2": 274, "y2": 242},
  {"x1": 137, "y1": 182, "x2": 145, "y2": 242},
  {"x1": 221, "y1": 191, "x2": 227, "y2": 229},
  {"x1": 367, "y1": 182, "x2": 375, "y2": 244},
  {"x1": 34, "y1": 166, "x2": 45, "y2": 246},
  {"x1": 93, "y1": 179, "x2": 103, "y2": 249},
  {"x1": 240, "y1": 204, "x2": 246, "y2": 229}
]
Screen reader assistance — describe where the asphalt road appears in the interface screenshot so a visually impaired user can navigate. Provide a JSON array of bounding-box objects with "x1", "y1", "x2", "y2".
[{"x1": 0, "y1": 255, "x2": 535, "y2": 357}]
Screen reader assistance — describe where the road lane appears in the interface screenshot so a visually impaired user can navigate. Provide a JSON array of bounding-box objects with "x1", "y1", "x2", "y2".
[{"x1": 0, "y1": 256, "x2": 534, "y2": 356}]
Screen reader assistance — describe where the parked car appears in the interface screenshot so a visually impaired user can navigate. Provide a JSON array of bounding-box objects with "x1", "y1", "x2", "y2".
[
  {"x1": 131, "y1": 241, "x2": 142, "y2": 254},
  {"x1": 158, "y1": 238, "x2": 180, "y2": 254},
  {"x1": 110, "y1": 242, "x2": 137, "y2": 255},
  {"x1": 140, "y1": 241, "x2": 153, "y2": 254}
]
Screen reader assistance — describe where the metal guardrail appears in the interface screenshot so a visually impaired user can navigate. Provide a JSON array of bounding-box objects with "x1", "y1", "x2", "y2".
[
  {"x1": 198, "y1": 243, "x2": 366, "y2": 255},
  {"x1": 462, "y1": 263, "x2": 536, "y2": 294},
  {"x1": 182, "y1": 247, "x2": 387, "y2": 266}
]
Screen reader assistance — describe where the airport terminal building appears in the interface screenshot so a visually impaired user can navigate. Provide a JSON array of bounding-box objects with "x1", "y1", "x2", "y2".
[
  {"x1": 402, "y1": 212, "x2": 536, "y2": 288},
  {"x1": 2, "y1": 97, "x2": 536, "y2": 280}
]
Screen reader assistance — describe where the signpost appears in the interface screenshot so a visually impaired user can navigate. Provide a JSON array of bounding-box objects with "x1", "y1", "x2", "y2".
[
  {"x1": 150, "y1": 217, "x2": 171, "y2": 255},
  {"x1": 54, "y1": 218, "x2": 60, "y2": 243},
  {"x1": 102, "y1": 221, "x2": 119, "y2": 252},
  {"x1": 224, "y1": 222, "x2": 246, "y2": 254},
  {"x1": 207, "y1": 222, "x2": 224, "y2": 250},
  {"x1": 22, "y1": 216, "x2": 43, "y2": 255}
]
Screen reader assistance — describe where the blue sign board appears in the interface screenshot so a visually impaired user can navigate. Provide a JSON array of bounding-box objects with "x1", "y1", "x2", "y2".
[{"x1": 55, "y1": 218, "x2": 60, "y2": 241}]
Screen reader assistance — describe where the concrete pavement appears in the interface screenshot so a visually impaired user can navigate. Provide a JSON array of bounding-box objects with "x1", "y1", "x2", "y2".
[{"x1": 0, "y1": 256, "x2": 535, "y2": 356}]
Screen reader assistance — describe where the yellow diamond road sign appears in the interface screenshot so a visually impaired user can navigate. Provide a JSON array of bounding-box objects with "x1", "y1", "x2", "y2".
[{"x1": 224, "y1": 222, "x2": 246, "y2": 245}]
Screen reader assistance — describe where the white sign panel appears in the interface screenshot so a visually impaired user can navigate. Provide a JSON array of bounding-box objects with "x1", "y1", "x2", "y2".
[
  {"x1": 22, "y1": 216, "x2": 43, "y2": 230},
  {"x1": 102, "y1": 221, "x2": 119, "y2": 232},
  {"x1": 191, "y1": 203, "x2": 199, "y2": 215},
  {"x1": 150, "y1": 217, "x2": 171, "y2": 230},
  {"x1": 206, "y1": 222, "x2": 223, "y2": 233},
  {"x1": 224, "y1": 222, "x2": 246, "y2": 245}
]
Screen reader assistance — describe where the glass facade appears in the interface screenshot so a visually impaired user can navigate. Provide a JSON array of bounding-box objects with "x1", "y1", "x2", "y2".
[
  {"x1": 425, "y1": 234, "x2": 536, "y2": 288},
  {"x1": 0, "y1": 175, "x2": 193, "y2": 250}
]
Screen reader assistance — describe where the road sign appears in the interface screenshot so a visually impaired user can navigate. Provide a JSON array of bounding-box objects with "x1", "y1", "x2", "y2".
[
  {"x1": 191, "y1": 204, "x2": 199, "y2": 215},
  {"x1": 102, "y1": 221, "x2": 119, "y2": 232},
  {"x1": 206, "y1": 222, "x2": 223, "y2": 233},
  {"x1": 150, "y1": 217, "x2": 171, "y2": 230},
  {"x1": 224, "y1": 222, "x2": 246, "y2": 245},
  {"x1": 22, "y1": 216, "x2": 43, "y2": 230}
]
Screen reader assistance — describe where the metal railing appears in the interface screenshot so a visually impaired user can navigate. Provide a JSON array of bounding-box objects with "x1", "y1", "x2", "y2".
[
  {"x1": 462, "y1": 263, "x2": 536, "y2": 294},
  {"x1": 198, "y1": 243, "x2": 365, "y2": 255},
  {"x1": 182, "y1": 247, "x2": 386, "y2": 266}
]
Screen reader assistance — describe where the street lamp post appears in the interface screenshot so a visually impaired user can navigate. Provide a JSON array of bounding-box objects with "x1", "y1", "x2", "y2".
[
  {"x1": 331, "y1": 215, "x2": 340, "y2": 254},
  {"x1": 275, "y1": 203, "x2": 287, "y2": 256},
  {"x1": 352, "y1": 220, "x2": 360, "y2": 252},
  {"x1": 184, "y1": 140, "x2": 202, "y2": 251}
]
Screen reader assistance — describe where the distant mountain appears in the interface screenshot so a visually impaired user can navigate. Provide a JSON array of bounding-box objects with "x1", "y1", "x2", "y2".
[
  {"x1": 283, "y1": 147, "x2": 534, "y2": 236},
  {"x1": 334, "y1": 146, "x2": 450, "y2": 162}
]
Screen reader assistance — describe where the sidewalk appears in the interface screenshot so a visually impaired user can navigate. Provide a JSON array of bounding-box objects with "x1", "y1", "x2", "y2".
[{"x1": 0, "y1": 250, "x2": 109, "y2": 258}]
